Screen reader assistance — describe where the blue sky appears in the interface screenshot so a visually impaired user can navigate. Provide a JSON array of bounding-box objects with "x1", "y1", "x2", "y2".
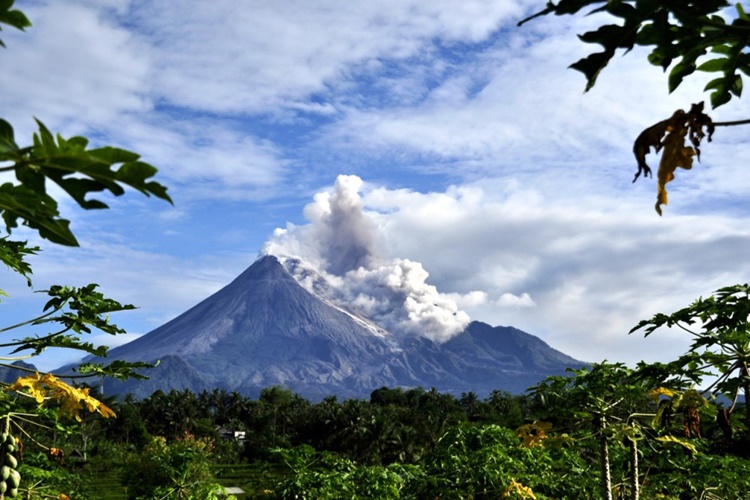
[{"x1": 3, "y1": 0, "x2": 750, "y2": 372}]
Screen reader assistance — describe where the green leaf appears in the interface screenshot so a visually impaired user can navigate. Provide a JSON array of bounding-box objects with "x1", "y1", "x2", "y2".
[
  {"x1": 569, "y1": 51, "x2": 614, "y2": 91},
  {"x1": 0, "y1": 118, "x2": 172, "y2": 245},
  {"x1": 73, "y1": 360, "x2": 158, "y2": 381},
  {"x1": 711, "y1": 88, "x2": 733, "y2": 107},
  {"x1": 704, "y1": 77, "x2": 726, "y2": 90},
  {"x1": 668, "y1": 59, "x2": 697, "y2": 92},
  {"x1": 11, "y1": 334, "x2": 109, "y2": 357},
  {"x1": 736, "y1": 2, "x2": 749, "y2": 20},
  {"x1": 711, "y1": 44, "x2": 735, "y2": 55},
  {"x1": 0, "y1": 238, "x2": 38, "y2": 289},
  {"x1": 0, "y1": 183, "x2": 78, "y2": 246},
  {"x1": 578, "y1": 24, "x2": 636, "y2": 50},
  {"x1": 697, "y1": 57, "x2": 728, "y2": 72},
  {"x1": 0, "y1": 118, "x2": 17, "y2": 157},
  {"x1": 89, "y1": 146, "x2": 140, "y2": 164},
  {"x1": 730, "y1": 73, "x2": 743, "y2": 96},
  {"x1": 0, "y1": 0, "x2": 31, "y2": 34},
  {"x1": 0, "y1": 118, "x2": 13, "y2": 142}
]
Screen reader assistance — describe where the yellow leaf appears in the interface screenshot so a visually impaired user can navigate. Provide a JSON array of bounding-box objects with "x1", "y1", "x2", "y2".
[
  {"x1": 6, "y1": 372, "x2": 48, "y2": 403},
  {"x1": 648, "y1": 387, "x2": 675, "y2": 401},
  {"x1": 634, "y1": 103, "x2": 713, "y2": 215},
  {"x1": 632, "y1": 109, "x2": 686, "y2": 182},
  {"x1": 503, "y1": 478, "x2": 537, "y2": 499},
  {"x1": 516, "y1": 421, "x2": 552, "y2": 448},
  {"x1": 5, "y1": 372, "x2": 116, "y2": 420},
  {"x1": 655, "y1": 435, "x2": 699, "y2": 454},
  {"x1": 655, "y1": 126, "x2": 695, "y2": 215}
]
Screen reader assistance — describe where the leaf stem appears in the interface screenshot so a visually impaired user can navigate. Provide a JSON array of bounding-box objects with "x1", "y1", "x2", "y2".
[{"x1": 714, "y1": 118, "x2": 750, "y2": 126}]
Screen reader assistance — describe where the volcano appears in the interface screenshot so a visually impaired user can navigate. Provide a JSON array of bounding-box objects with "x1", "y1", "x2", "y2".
[{"x1": 99, "y1": 255, "x2": 585, "y2": 400}]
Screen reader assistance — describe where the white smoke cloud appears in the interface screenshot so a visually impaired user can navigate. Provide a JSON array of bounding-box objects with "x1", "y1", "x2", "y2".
[{"x1": 262, "y1": 174, "x2": 473, "y2": 342}]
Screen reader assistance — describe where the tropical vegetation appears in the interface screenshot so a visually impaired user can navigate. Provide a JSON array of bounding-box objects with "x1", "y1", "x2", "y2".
[{"x1": 3, "y1": 0, "x2": 750, "y2": 498}]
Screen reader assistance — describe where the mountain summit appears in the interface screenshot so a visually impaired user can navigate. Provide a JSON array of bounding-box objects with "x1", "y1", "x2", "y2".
[{"x1": 101, "y1": 255, "x2": 584, "y2": 400}]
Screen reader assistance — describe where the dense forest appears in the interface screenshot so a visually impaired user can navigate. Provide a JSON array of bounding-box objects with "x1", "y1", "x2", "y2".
[{"x1": 4, "y1": 359, "x2": 750, "y2": 499}]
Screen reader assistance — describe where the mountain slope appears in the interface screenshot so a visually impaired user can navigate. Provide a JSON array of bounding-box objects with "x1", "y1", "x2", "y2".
[{"x1": 100, "y1": 255, "x2": 585, "y2": 399}]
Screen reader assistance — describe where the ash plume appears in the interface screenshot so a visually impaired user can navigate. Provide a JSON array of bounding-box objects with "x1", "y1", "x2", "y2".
[{"x1": 262, "y1": 175, "x2": 471, "y2": 342}]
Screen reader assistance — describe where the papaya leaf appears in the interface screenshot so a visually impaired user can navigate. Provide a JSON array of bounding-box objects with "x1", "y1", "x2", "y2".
[
  {"x1": 72, "y1": 359, "x2": 158, "y2": 381},
  {"x1": 569, "y1": 50, "x2": 614, "y2": 91},
  {"x1": 697, "y1": 57, "x2": 729, "y2": 73},
  {"x1": 0, "y1": 119, "x2": 172, "y2": 246},
  {"x1": 519, "y1": 0, "x2": 745, "y2": 107},
  {"x1": 0, "y1": 118, "x2": 18, "y2": 158},
  {"x1": 669, "y1": 59, "x2": 698, "y2": 93},
  {"x1": 10, "y1": 335, "x2": 109, "y2": 357},
  {"x1": 32, "y1": 284, "x2": 135, "y2": 335},
  {"x1": 0, "y1": 0, "x2": 30, "y2": 48},
  {"x1": 632, "y1": 110, "x2": 686, "y2": 182},
  {"x1": 654, "y1": 129, "x2": 695, "y2": 215},
  {"x1": 655, "y1": 435, "x2": 699, "y2": 454},
  {"x1": 631, "y1": 103, "x2": 714, "y2": 214},
  {"x1": 709, "y1": 86, "x2": 731, "y2": 108},
  {"x1": 0, "y1": 238, "x2": 37, "y2": 291}
]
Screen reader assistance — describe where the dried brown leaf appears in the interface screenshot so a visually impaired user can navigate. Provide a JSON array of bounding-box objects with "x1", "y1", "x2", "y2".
[
  {"x1": 632, "y1": 103, "x2": 714, "y2": 215},
  {"x1": 633, "y1": 110, "x2": 686, "y2": 182}
]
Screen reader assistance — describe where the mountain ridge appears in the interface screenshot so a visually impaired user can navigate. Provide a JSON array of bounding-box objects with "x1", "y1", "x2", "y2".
[{"x1": 93, "y1": 255, "x2": 586, "y2": 400}]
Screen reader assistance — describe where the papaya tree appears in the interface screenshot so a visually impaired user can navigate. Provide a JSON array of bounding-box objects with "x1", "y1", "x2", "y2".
[
  {"x1": 528, "y1": 363, "x2": 645, "y2": 499},
  {"x1": 525, "y1": 361, "x2": 708, "y2": 500},
  {"x1": 631, "y1": 284, "x2": 750, "y2": 440},
  {"x1": 0, "y1": 1, "x2": 171, "y2": 496}
]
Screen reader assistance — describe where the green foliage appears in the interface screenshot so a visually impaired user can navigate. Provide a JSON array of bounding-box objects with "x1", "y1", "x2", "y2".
[
  {"x1": 122, "y1": 434, "x2": 227, "y2": 500},
  {"x1": 0, "y1": 0, "x2": 30, "y2": 48},
  {"x1": 0, "y1": 238, "x2": 36, "y2": 296},
  {"x1": 632, "y1": 284, "x2": 750, "y2": 430},
  {"x1": 0, "y1": 283, "x2": 158, "y2": 380},
  {"x1": 520, "y1": 0, "x2": 748, "y2": 108},
  {"x1": 0, "y1": 118, "x2": 171, "y2": 247},
  {"x1": 529, "y1": 362, "x2": 647, "y2": 429},
  {"x1": 0, "y1": 1, "x2": 170, "y2": 381},
  {"x1": 273, "y1": 445, "x2": 415, "y2": 499},
  {"x1": 2, "y1": 384, "x2": 745, "y2": 499},
  {"x1": 0, "y1": 5, "x2": 173, "y2": 497},
  {"x1": 16, "y1": 458, "x2": 86, "y2": 499},
  {"x1": 632, "y1": 437, "x2": 750, "y2": 498}
]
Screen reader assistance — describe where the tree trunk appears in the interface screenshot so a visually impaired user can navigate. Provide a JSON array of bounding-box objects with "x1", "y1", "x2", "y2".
[
  {"x1": 742, "y1": 365, "x2": 750, "y2": 434},
  {"x1": 600, "y1": 419, "x2": 613, "y2": 500},
  {"x1": 629, "y1": 438, "x2": 639, "y2": 500}
]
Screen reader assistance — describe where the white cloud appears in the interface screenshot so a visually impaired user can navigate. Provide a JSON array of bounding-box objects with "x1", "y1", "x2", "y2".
[
  {"x1": 317, "y1": 12, "x2": 718, "y2": 189},
  {"x1": 496, "y1": 292, "x2": 535, "y2": 308},
  {"x1": 357, "y1": 177, "x2": 750, "y2": 365},
  {"x1": 108, "y1": 117, "x2": 287, "y2": 196},
  {"x1": 129, "y1": 0, "x2": 526, "y2": 114},
  {"x1": 0, "y1": 3, "x2": 151, "y2": 131},
  {"x1": 258, "y1": 174, "x2": 750, "y2": 366}
]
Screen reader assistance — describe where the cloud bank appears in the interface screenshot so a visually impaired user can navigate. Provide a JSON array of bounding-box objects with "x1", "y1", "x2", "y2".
[{"x1": 262, "y1": 174, "x2": 750, "y2": 367}]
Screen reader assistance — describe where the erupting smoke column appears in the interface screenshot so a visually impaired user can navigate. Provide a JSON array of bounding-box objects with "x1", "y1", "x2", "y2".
[{"x1": 262, "y1": 175, "x2": 471, "y2": 342}]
